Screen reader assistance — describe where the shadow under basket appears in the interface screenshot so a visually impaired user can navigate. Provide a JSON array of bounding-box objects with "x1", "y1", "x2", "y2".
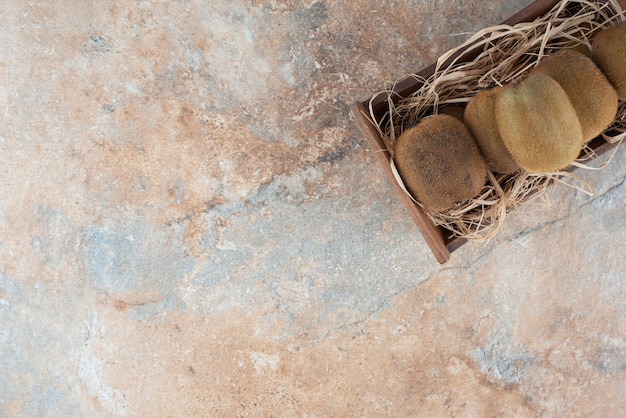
[{"x1": 350, "y1": 0, "x2": 626, "y2": 264}]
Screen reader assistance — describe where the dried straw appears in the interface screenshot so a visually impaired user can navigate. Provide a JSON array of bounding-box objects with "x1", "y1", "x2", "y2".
[{"x1": 370, "y1": 0, "x2": 626, "y2": 242}]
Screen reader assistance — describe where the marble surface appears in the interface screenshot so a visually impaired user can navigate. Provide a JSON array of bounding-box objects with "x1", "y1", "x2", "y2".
[{"x1": 1, "y1": 0, "x2": 625, "y2": 416}]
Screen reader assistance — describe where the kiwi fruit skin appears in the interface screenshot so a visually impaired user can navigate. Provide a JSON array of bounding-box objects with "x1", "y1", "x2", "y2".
[
  {"x1": 592, "y1": 23, "x2": 626, "y2": 100},
  {"x1": 438, "y1": 105, "x2": 466, "y2": 122},
  {"x1": 532, "y1": 49, "x2": 618, "y2": 142},
  {"x1": 567, "y1": 41, "x2": 592, "y2": 57},
  {"x1": 495, "y1": 72, "x2": 583, "y2": 173},
  {"x1": 464, "y1": 86, "x2": 519, "y2": 174},
  {"x1": 559, "y1": 22, "x2": 594, "y2": 57},
  {"x1": 393, "y1": 114, "x2": 487, "y2": 211}
]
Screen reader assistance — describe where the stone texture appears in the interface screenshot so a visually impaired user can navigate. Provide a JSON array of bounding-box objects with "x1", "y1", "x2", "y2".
[{"x1": 1, "y1": 0, "x2": 625, "y2": 416}]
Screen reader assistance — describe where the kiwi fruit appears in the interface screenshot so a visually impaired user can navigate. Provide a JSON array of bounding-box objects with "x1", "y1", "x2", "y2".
[
  {"x1": 532, "y1": 49, "x2": 618, "y2": 142},
  {"x1": 592, "y1": 23, "x2": 626, "y2": 100},
  {"x1": 438, "y1": 105, "x2": 466, "y2": 122},
  {"x1": 393, "y1": 114, "x2": 487, "y2": 211},
  {"x1": 558, "y1": 22, "x2": 594, "y2": 57},
  {"x1": 495, "y1": 72, "x2": 583, "y2": 173},
  {"x1": 566, "y1": 41, "x2": 592, "y2": 57},
  {"x1": 464, "y1": 86, "x2": 519, "y2": 174}
]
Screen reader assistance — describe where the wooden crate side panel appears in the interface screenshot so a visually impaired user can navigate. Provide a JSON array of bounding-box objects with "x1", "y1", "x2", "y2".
[{"x1": 350, "y1": 102, "x2": 451, "y2": 263}]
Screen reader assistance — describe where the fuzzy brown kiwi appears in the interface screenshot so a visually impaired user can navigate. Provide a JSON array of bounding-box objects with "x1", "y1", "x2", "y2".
[
  {"x1": 567, "y1": 41, "x2": 592, "y2": 57},
  {"x1": 438, "y1": 105, "x2": 466, "y2": 122},
  {"x1": 464, "y1": 86, "x2": 519, "y2": 173},
  {"x1": 558, "y1": 22, "x2": 594, "y2": 57},
  {"x1": 592, "y1": 23, "x2": 626, "y2": 100},
  {"x1": 495, "y1": 72, "x2": 583, "y2": 173},
  {"x1": 393, "y1": 114, "x2": 487, "y2": 211},
  {"x1": 532, "y1": 49, "x2": 618, "y2": 143}
]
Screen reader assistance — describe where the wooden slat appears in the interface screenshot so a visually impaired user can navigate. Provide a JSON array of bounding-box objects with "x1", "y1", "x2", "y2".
[{"x1": 350, "y1": 102, "x2": 451, "y2": 263}]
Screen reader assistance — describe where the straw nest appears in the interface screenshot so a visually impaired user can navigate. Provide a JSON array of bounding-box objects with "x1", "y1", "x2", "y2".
[{"x1": 370, "y1": 0, "x2": 626, "y2": 242}]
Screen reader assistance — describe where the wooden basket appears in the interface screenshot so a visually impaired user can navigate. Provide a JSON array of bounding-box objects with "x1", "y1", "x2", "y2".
[{"x1": 350, "y1": 0, "x2": 626, "y2": 264}]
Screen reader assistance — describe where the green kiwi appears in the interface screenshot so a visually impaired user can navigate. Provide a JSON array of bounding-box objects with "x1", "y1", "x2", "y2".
[
  {"x1": 464, "y1": 86, "x2": 519, "y2": 173},
  {"x1": 532, "y1": 49, "x2": 618, "y2": 142},
  {"x1": 393, "y1": 114, "x2": 487, "y2": 211},
  {"x1": 592, "y1": 23, "x2": 626, "y2": 100},
  {"x1": 495, "y1": 72, "x2": 583, "y2": 173}
]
